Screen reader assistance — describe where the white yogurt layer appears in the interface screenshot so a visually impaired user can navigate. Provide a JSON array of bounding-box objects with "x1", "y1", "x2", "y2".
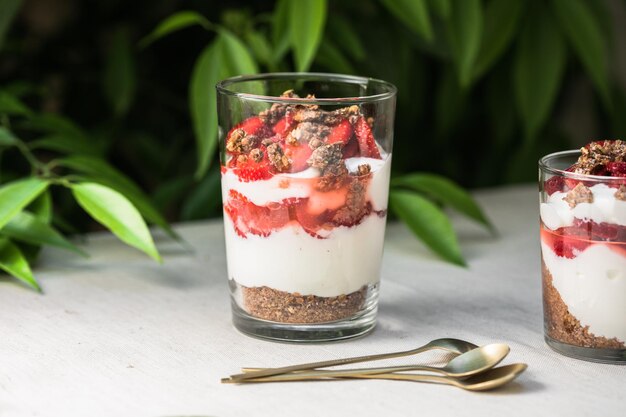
[
  {"x1": 541, "y1": 242, "x2": 626, "y2": 343},
  {"x1": 541, "y1": 184, "x2": 626, "y2": 230},
  {"x1": 223, "y1": 214, "x2": 386, "y2": 297}
]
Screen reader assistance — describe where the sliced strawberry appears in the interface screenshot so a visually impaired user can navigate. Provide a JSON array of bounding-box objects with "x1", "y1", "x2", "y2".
[
  {"x1": 224, "y1": 190, "x2": 292, "y2": 237},
  {"x1": 293, "y1": 199, "x2": 327, "y2": 238},
  {"x1": 327, "y1": 119, "x2": 353, "y2": 145},
  {"x1": 233, "y1": 156, "x2": 272, "y2": 182},
  {"x1": 607, "y1": 161, "x2": 626, "y2": 177},
  {"x1": 354, "y1": 116, "x2": 381, "y2": 159},
  {"x1": 272, "y1": 113, "x2": 297, "y2": 137},
  {"x1": 541, "y1": 226, "x2": 591, "y2": 258},
  {"x1": 342, "y1": 137, "x2": 359, "y2": 159},
  {"x1": 240, "y1": 116, "x2": 266, "y2": 135},
  {"x1": 544, "y1": 176, "x2": 564, "y2": 195},
  {"x1": 283, "y1": 143, "x2": 313, "y2": 172}
]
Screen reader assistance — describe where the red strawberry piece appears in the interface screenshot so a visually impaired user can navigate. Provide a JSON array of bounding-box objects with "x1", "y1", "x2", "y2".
[
  {"x1": 228, "y1": 116, "x2": 273, "y2": 142},
  {"x1": 224, "y1": 190, "x2": 292, "y2": 237},
  {"x1": 240, "y1": 116, "x2": 267, "y2": 135},
  {"x1": 342, "y1": 137, "x2": 359, "y2": 158},
  {"x1": 293, "y1": 199, "x2": 327, "y2": 238},
  {"x1": 541, "y1": 227, "x2": 591, "y2": 258},
  {"x1": 272, "y1": 113, "x2": 297, "y2": 137},
  {"x1": 284, "y1": 143, "x2": 313, "y2": 172},
  {"x1": 544, "y1": 176, "x2": 564, "y2": 195},
  {"x1": 573, "y1": 219, "x2": 623, "y2": 241},
  {"x1": 607, "y1": 162, "x2": 626, "y2": 177},
  {"x1": 327, "y1": 119, "x2": 353, "y2": 145},
  {"x1": 233, "y1": 156, "x2": 272, "y2": 182},
  {"x1": 354, "y1": 116, "x2": 381, "y2": 159}
]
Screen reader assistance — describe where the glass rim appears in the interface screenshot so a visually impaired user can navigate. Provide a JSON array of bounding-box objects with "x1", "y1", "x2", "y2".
[
  {"x1": 216, "y1": 72, "x2": 397, "y2": 105},
  {"x1": 539, "y1": 149, "x2": 626, "y2": 180}
]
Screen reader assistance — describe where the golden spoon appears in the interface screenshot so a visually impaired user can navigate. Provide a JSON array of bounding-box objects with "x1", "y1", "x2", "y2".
[
  {"x1": 228, "y1": 338, "x2": 478, "y2": 381},
  {"x1": 224, "y1": 343, "x2": 509, "y2": 383},
  {"x1": 241, "y1": 364, "x2": 528, "y2": 392}
]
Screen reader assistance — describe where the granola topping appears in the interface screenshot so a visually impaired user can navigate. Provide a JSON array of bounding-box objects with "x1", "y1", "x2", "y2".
[
  {"x1": 573, "y1": 140, "x2": 626, "y2": 175},
  {"x1": 563, "y1": 183, "x2": 594, "y2": 208},
  {"x1": 616, "y1": 185, "x2": 626, "y2": 201}
]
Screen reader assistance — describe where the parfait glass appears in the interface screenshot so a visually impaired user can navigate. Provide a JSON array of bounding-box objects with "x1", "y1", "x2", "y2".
[
  {"x1": 216, "y1": 73, "x2": 396, "y2": 342},
  {"x1": 539, "y1": 150, "x2": 626, "y2": 362}
]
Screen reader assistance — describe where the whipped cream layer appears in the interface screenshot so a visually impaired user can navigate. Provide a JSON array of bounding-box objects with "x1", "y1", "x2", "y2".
[
  {"x1": 541, "y1": 241, "x2": 626, "y2": 343},
  {"x1": 541, "y1": 184, "x2": 626, "y2": 230},
  {"x1": 224, "y1": 214, "x2": 385, "y2": 296}
]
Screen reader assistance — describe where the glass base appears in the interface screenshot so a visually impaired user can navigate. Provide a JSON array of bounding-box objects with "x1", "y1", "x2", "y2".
[
  {"x1": 545, "y1": 335, "x2": 626, "y2": 363},
  {"x1": 231, "y1": 284, "x2": 379, "y2": 343}
]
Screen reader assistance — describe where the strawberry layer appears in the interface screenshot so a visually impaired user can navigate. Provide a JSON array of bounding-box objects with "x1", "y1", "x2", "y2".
[{"x1": 540, "y1": 233, "x2": 626, "y2": 343}]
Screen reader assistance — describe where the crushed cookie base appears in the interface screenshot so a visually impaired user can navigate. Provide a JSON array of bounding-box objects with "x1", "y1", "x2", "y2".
[
  {"x1": 542, "y1": 260, "x2": 625, "y2": 350},
  {"x1": 240, "y1": 285, "x2": 367, "y2": 324}
]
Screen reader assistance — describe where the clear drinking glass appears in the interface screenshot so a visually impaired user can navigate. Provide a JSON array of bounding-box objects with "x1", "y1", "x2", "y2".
[
  {"x1": 216, "y1": 73, "x2": 396, "y2": 342},
  {"x1": 539, "y1": 150, "x2": 626, "y2": 362}
]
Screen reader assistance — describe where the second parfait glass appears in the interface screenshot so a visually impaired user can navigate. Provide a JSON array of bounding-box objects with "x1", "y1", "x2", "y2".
[{"x1": 539, "y1": 148, "x2": 626, "y2": 362}]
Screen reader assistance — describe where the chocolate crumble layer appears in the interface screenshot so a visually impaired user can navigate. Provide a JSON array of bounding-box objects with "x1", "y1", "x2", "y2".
[
  {"x1": 241, "y1": 285, "x2": 367, "y2": 324},
  {"x1": 542, "y1": 260, "x2": 625, "y2": 349}
]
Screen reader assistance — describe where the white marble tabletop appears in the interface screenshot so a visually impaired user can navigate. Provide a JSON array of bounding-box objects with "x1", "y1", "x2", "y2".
[{"x1": 0, "y1": 184, "x2": 624, "y2": 417}]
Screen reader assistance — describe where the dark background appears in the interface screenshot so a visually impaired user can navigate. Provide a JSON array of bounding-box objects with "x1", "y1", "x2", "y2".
[{"x1": 2, "y1": 0, "x2": 625, "y2": 223}]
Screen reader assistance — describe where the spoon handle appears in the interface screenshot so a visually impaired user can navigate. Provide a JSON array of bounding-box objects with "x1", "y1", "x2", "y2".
[
  {"x1": 228, "y1": 345, "x2": 431, "y2": 381},
  {"x1": 223, "y1": 371, "x2": 455, "y2": 387},
  {"x1": 224, "y1": 364, "x2": 447, "y2": 383}
]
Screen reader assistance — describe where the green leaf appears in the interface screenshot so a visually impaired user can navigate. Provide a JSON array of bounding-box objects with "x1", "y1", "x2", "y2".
[
  {"x1": 139, "y1": 11, "x2": 211, "y2": 48},
  {"x1": 71, "y1": 182, "x2": 161, "y2": 262},
  {"x1": 190, "y1": 31, "x2": 258, "y2": 179},
  {"x1": 514, "y1": 4, "x2": 566, "y2": 141},
  {"x1": 180, "y1": 169, "x2": 221, "y2": 221},
  {"x1": 428, "y1": 0, "x2": 451, "y2": 19},
  {"x1": 0, "y1": 91, "x2": 32, "y2": 116},
  {"x1": 245, "y1": 30, "x2": 273, "y2": 67},
  {"x1": 2, "y1": 211, "x2": 87, "y2": 256},
  {"x1": 389, "y1": 190, "x2": 465, "y2": 266},
  {"x1": 30, "y1": 134, "x2": 102, "y2": 156},
  {"x1": 0, "y1": 237, "x2": 39, "y2": 291},
  {"x1": 473, "y1": 0, "x2": 525, "y2": 80},
  {"x1": 57, "y1": 155, "x2": 177, "y2": 240},
  {"x1": 103, "y1": 27, "x2": 136, "y2": 117},
  {"x1": 20, "y1": 113, "x2": 85, "y2": 140},
  {"x1": 0, "y1": 126, "x2": 18, "y2": 147},
  {"x1": 391, "y1": 173, "x2": 494, "y2": 231},
  {"x1": 0, "y1": 178, "x2": 48, "y2": 229},
  {"x1": 28, "y1": 190, "x2": 52, "y2": 223},
  {"x1": 315, "y1": 40, "x2": 356, "y2": 75},
  {"x1": 447, "y1": 0, "x2": 483, "y2": 88},
  {"x1": 190, "y1": 40, "x2": 224, "y2": 180},
  {"x1": 272, "y1": 0, "x2": 292, "y2": 62},
  {"x1": 380, "y1": 0, "x2": 433, "y2": 41},
  {"x1": 327, "y1": 15, "x2": 366, "y2": 61},
  {"x1": 551, "y1": 0, "x2": 610, "y2": 108},
  {"x1": 219, "y1": 29, "x2": 259, "y2": 75},
  {"x1": 0, "y1": 0, "x2": 21, "y2": 51},
  {"x1": 290, "y1": 0, "x2": 327, "y2": 71}
]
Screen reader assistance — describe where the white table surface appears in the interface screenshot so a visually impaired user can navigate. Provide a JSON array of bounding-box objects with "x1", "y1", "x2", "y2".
[{"x1": 0, "y1": 184, "x2": 624, "y2": 417}]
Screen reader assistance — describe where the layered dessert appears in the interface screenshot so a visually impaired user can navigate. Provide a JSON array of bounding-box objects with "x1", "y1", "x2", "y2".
[
  {"x1": 221, "y1": 91, "x2": 391, "y2": 324},
  {"x1": 540, "y1": 140, "x2": 626, "y2": 349}
]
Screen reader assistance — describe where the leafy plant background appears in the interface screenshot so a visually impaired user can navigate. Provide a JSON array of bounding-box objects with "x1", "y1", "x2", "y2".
[{"x1": 1, "y1": 0, "x2": 625, "y2": 288}]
